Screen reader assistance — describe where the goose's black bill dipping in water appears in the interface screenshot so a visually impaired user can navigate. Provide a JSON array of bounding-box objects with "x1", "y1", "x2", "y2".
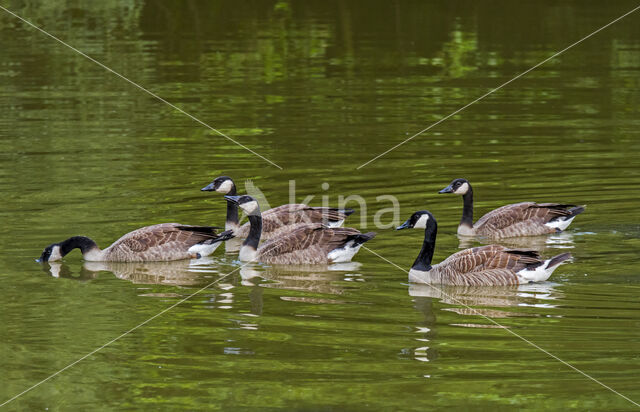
[{"x1": 37, "y1": 224, "x2": 234, "y2": 263}]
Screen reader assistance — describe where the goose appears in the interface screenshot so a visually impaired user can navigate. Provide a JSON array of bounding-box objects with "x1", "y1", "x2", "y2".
[
  {"x1": 439, "y1": 178, "x2": 585, "y2": 238},
  {"x1": 37, "y1": 223, "x2": 233, "y2": 263},
  {"x1": 396, "y1": 210, "x2": 572, "y2": 286},
  {"x1": 201, "y1": 176, "x2": 354, "y2": 240},
  {"x1": 224, "y1": 195, "x2": 376, "y2": 264}
]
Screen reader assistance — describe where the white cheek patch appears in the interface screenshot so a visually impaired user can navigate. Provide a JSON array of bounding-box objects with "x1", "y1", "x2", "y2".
[
  {"x1": 454, "y1": 182, "x2": 469, "y2": 195},
  {"x1": 49, "y1": 245, "x2": 63, "y2": 261},
  {"x1": 240, "y1": 200, "x2": 259, "y2": 215},
  {"x1": 413, "y1": 214, "x2": 429, "y2": 229},
  {"x1": 216, "y1": 180, "x2": 233, "y2": 193}
]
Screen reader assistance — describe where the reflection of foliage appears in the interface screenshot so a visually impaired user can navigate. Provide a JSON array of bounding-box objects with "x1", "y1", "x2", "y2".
[
  {"x1": 438, "y1": 25, "x2": 478, "y2": 78},
  {"x1": 2, "y1": 1, "x2": 640, "y2": 411}
]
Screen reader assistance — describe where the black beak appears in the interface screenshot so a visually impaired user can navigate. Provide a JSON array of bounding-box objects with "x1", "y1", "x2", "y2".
[
  {"x1": 396, "y1": 219, "x2": 412, "y2": 230},
  {"x1": 201, "y1": 182, "x2": 216, "y2": 192},
  {"x1": 224, "y1": 195, "x2": 241, "y2": 204},
  {"x1": 438, "y1": 184, "x2": 454, "y2": 194}
]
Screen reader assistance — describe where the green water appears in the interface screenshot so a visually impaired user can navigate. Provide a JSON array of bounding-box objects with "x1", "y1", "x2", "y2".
[{"x1": 1, "y1": 1, "x2": 640, "y2": 410}]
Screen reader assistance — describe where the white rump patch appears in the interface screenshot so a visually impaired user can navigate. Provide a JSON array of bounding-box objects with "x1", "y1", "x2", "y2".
[
  {"x1": 188, "y1": 241, "x2": 222, "y2": 257},
  {"x1": 544, "y1": 216, "x2": 576, "y2": 232},
  {"x1": 48, "y1": 245, "x2": 63, "y2": 262},
  {"x1": 239, "y1": 200, "x2": 259, "y2": 215},
  {"x1": 454, "y1": 182, "x2": 469, "y2": 195},
  {"x1": 516, "y1": 257, "x2": 567, "y2": 283},
  {"x1": 216, "y1": 179, "x2": 233, "y2": 194},
  {"x1": 328, "y1": 240, "x2": 363, "y2": 263},
  {"x1": 327, "y1": 219, "x2": 344, "y2": 228},
  {"x1": 413, "y1": 214, "x2": 429, "y2": 229}
]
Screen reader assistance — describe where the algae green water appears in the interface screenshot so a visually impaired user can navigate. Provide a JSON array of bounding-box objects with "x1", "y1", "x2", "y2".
[{"x1": 1, "y1": 1, "x2": 639, "y2": 410}]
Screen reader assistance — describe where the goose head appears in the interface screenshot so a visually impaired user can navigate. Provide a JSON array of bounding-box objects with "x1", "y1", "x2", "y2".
[
  {"x1": 202, "y1": 176, "x2": 235, "y2": 194},
  {"x1": 37, "y1": 243, "x2": 63, "y2": 262},
  {"x1": 396, "y1": 210, "x2": 435, "y2": 230},
  {"x1": 439, "y1": 178, "x2": 470, "y2": 195},
  {"x1": 224, "y1": 195, "x2": 261, "y2": 216}
]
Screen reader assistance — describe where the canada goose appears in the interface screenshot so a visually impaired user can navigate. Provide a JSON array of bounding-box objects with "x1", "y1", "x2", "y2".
[
  {"x1": 37, "y1": 224, "x2": 233, "y2": 263},
  {"x1": 439, "y1": 178, "x2": 585, "y2": 238},
  {"x1": 81, "y1": 260, "x2": 214, "y2": 286},
  {"x1": 396, "y1": 210, "x2": 572, "y2": 286},
  {"x1": 201, "y1": 176, "x2": 354, "y2": 239},
  {"x1": 224, "y1": 195, "x2": 376, "y2": 264}
]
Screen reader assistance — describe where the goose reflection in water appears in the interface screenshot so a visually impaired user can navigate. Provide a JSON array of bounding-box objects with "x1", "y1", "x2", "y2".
[
  {"x1": 408, "y1": 282, "x2": 563, "y2": 363},
  {"x1": 240, "y1": 262, "x2": 363, "y2": 298},
  {"x1": 457, "y1": 231, "x2": 576, "y2": 251},
  {"x1": 409, "y1": 282, "x2": 562, "y2": 320},
  {"x1": 45, "y1": 257, "x2": 226, "y2": 286}
]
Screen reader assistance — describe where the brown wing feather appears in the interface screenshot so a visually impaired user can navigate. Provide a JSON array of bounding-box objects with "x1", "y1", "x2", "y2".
[
  {"x1": 237, "y1": 205, "x2": 352, "y2": 239},
  {"x1": 432, "y1": 245, "x2": 544, "y2": 284},
  {"x1": 475, "y1": 202, "x2": 578, "y2": 237},
  {"x1": 104, "y1": 223, "x2": 219, "y2": 262},
  {"x1": 256, "y1": 224, "x2": 363, "y2": 264}
]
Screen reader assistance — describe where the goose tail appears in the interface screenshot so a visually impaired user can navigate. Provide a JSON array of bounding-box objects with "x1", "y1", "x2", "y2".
[
  {"x1": 338, "y1": 208, "x2": 356, "y2": 217},
  {"x1": 188, "y1": 230, "x2": 235, "y2": 257},
  {"x1": 567, "y1": 205, "x2": 586, "y2": 218},
  {"x1": 325, "y1": 208, "x2": 356, "y2": 227},
  {"x1": 545, "y1": 205, "x2": 586, "y2": 232},
  {"x1": 327, "y1": 232, "x2": 376, "y2": 263},
  {"x1": 214, "y1": 230, "x2": 235, "y2": 242},
  {"x1": 352, "y1": 232, "x2": 377, "y2": 246},
  {"x1": 518, "y1": 252, "x2": 572, "y2": 283},
  {"x1": 546, "y1": 252, "x2": 572, "y2": 270}
]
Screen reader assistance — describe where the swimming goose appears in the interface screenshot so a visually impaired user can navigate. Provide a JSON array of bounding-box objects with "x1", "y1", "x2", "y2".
[
  {"x1": 396, "y1": 210, "x2": 571, "y2": 286},
  {"x1": 224, "y1": 195, "x2": 376, "y2": 264},
  {"x1": 202, "y1": 176, "x2": 354, "y2": 239},
  {"x1": 439, "y1": 178, "x2": 585, "y2": 238},
  {"x1": 38, "y1": 223, "x2": 233, "y2": 263}
]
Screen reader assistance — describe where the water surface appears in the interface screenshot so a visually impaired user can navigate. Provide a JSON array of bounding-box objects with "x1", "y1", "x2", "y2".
[{"x1": 1, "y1": 1, "x2": 639, "y2": 410}]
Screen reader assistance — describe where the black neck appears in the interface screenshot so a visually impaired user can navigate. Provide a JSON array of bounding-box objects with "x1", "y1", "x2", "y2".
[
  {"x1": 412, "y1": 221, "x2": 437, "y2": 271},
  {"x1": 59, "y1": 236, "x2": 98, "y2": 257},
  {"x1": 226, "y1": 184, "x2": 239, "y2": 225},
  {"x1": 461, "y1": 186, "x2": 474, "y2": 227},
  {"x1": 243, "y1": 214, "x2": 262, "y2": 249}
]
